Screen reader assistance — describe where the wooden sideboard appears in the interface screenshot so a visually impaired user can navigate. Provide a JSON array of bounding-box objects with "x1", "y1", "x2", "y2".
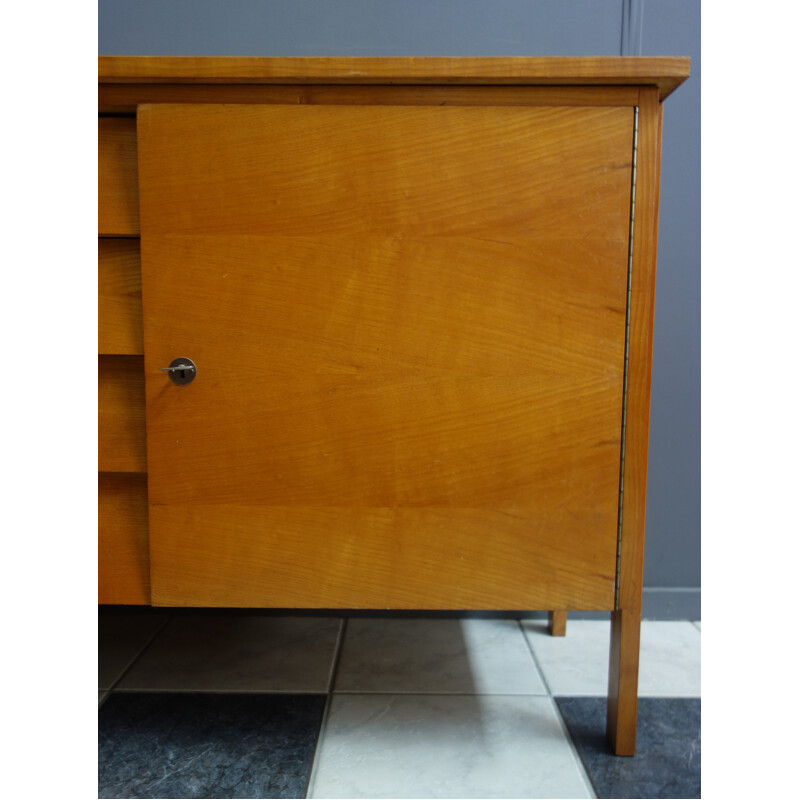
[{"x1": 98, "y1": 56, "x2": 690, "y2": 754}]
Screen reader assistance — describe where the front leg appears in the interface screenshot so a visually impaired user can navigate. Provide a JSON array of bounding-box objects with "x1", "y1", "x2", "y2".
[{"x1": 607, "y1": 608, "x2": 641, "y2": 755}]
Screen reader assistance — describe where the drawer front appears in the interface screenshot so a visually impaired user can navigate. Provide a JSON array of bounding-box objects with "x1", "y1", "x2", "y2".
[
  {"x1": 99, "y1": 117, "x2": 139, "y2": 235},
  {"x1": 98, "y1": 355, "x2": 146, "y2": 473},
  {"x1": 99, "y1": 239, "x2": 143, "y2": 354},
  {"x1": 138, "y1": 103, "x2": 633, "y2": 609},
  {"x1": 99, "y1": 472, "x2": 150, "y2": 604}
]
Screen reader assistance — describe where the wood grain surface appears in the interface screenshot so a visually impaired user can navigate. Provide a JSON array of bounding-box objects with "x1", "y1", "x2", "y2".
[
  {"x1": 137, "y1": 104, "x2": 632, "y2": 239},
  {"x1": 616, "y1": 89, "x2": 662, "y2": 613},
  {"x1": 98, "y1": 472, "x2": 150, "y2": 604},
  {"x1": 98, "y1": 117, "x2": 139, "y2": 235},
  {"x1": 138, "y1": 103, "x2": 633, "y2": 609},
  {"x1": 607, "y1": 87, "x2": 663, "y2": 756},
  {"x1": 99, "y1": 56, "x2": 690, "y2": 99},
  {"x1": 99, "y1": 84, "x2": 639, "y2": 114},
  {"x1": 548, "y1": 610, "x2": 568, "y2": 636},
  {"x1": 98, "y1": 355, "x2": 147, "y2": 473},
  {"x1": 99, "y1": 239, "x2": 143, "y2": 355},
  {"x1": 151, "y1": 506, "x2": 619, "y2": 609},
  {"x1": 607, "y1": 607, "x2": 641, "y2": 755}
]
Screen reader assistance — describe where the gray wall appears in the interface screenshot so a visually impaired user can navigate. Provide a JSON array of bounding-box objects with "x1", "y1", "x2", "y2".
[{"x1": 99, "y1": 0, "x2": 700, "y2": 618}]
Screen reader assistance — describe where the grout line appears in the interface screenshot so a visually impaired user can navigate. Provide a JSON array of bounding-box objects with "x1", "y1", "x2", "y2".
[
  {"x1": 517, "y1": 621, "x2": 597, "y2": 799},
  {"x1": 517, "y1": 620, "x2": 555, "y2": 697},
  {"x1": 325, "y1": 618, "x2": 348, "y2": 695},
  {"x1": 546, "y1": 695, "x2": 598, "y2": 800},
  {"x1": 305, "y1": 617, "x2": 347, "y2": 799},
  {"x1": 101, "y1": 613, "x2": 172, "y2": 695}
]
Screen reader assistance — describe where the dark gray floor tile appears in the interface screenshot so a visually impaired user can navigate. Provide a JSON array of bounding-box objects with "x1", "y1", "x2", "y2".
[
  {"x1": 98, "y1": 692, "x2": 326, "y2": 799},
  {"x1": 99, "y1": 612, "x2": 167, "y2": 690},
  {"x1": 556, "y1": 697, "x2": 700, "y2": 799}
]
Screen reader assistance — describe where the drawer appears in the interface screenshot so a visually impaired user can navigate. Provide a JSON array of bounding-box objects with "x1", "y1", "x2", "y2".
[
  {"x1": 99, "y1": 472, "x2": 150, "y2": 604},
  {"x1": 99, "y1": 117, "x2": 139, "y2": 235},
  {"x1": 98, "y1": 355, "x2": 146, "y2": 473},
  {"x1": 99, "y1": 239, "x2": 143, "y2": 354}
]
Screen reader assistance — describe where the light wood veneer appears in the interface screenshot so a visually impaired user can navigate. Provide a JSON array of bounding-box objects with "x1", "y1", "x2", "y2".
[
  {"x1": 97, "y1": 56, "x2": 689, "y2": 754},
  {"x1": 98, "y1": 118, "x2": 139, "y2": 235}
]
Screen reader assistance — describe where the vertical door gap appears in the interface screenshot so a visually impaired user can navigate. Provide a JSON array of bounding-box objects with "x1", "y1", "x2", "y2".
[{"x1": 615, "y1": 106, "x2": 639, "y2": 608}]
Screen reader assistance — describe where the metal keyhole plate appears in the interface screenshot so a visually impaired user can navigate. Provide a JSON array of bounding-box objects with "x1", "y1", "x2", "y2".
[{"x1": 162, "y1": 357, "x2": 197, "y2": 386}]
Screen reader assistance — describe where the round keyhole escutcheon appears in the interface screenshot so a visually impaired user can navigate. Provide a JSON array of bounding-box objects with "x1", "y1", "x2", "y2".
[{"x1": 162, "y1": 357, "x2": 197, "y2": 386}]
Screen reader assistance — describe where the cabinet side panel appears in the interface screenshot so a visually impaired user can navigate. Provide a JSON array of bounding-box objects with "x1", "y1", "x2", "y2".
[{"x1": 616, "y1": 89, "x2": 661, "y2": 611}]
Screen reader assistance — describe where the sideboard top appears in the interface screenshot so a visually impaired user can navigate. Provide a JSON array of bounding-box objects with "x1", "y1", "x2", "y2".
[{"x1": 99, "y1": 57, "x2": 690, "y2": 100}]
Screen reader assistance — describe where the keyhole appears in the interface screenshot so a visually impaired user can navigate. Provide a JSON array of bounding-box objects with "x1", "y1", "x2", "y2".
[{"x1": 163, "y1": 357, "x2": 196, "y2": 386}]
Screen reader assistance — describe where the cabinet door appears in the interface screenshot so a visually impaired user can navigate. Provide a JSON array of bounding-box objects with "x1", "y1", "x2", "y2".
[{"x1": 137, "y1": 103, "x2": 633, "y2": 609}]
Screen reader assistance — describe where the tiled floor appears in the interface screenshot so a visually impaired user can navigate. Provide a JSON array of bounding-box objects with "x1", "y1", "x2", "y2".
[{"x1": 99, "y1": 612, "x2": 701, "y2": 799}]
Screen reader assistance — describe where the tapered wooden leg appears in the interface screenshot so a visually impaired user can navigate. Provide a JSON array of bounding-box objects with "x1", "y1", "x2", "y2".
[
  {"x1": 607, "y1": 608, "x2": 641, "y2": 755},
  {"x1": 548, "y1": 610, "x2": 567, "y2": 636},
  {"x1": 604, "y1": 88, "x2": 661, "y2": 758}
]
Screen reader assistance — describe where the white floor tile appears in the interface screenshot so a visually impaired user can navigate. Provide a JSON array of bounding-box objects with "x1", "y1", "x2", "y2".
[
  {"x1": 522, "y1": 619, "x2": 700, "y2": 697},
  {"x1": 309, "y1": 694, "x2": 592, "y2": 799},
  {"x1": 335, "y1": 618, "x2": 546, "y2": 694},
  {"x1": 117, "y1": 615, "x2": 342, "y2": 692}
]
